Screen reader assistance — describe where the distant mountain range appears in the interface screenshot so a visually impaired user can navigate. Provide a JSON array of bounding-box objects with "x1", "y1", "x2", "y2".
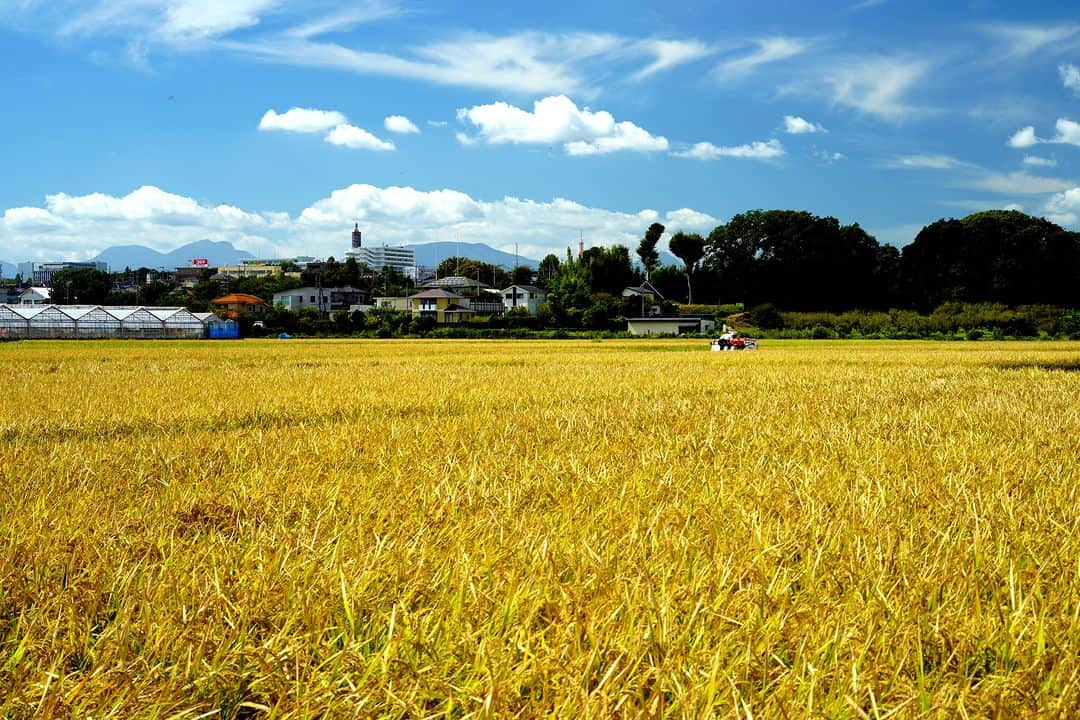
[
  {"x1": 404, "y1": 242, "x2": 539, "y2": 268},
  {"x1": 0, "y1": 261, "x2": 14, "y2": 279},
  {"x1": 91, "y1": 240, "x2": 256, "y2": 270}
]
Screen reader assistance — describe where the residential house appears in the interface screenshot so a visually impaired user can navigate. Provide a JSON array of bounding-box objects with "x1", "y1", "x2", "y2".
[
  {"x1": 18, "y1": 287, "x2": 51, "y2": 305},
  {"x1": 501, "y1": 284, "x2": 547, "y2": 315},
  {"x1": 408, "y1": 289, "x2": 475, "y2": 324},
  {"x1": 272, "y1": 286, "x2": 366, "y2": 313},
  {"x1": 621, "y1": 280, "x2": 664, "y2": 302},
  {"x1": 211, "y1": 293, "x2": 267, "y2": 319}
]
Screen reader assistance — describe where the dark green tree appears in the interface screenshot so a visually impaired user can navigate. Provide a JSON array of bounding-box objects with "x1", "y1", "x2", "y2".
[
  {"x1": 50, "y1": 267, "x2": 112, "y2": 304},
  {"x1": 636, "y1": 222, "x2": 664, "y2": 281},
  {"x1": 538, "y1": 254, "x2": 560, "y2": 286},
  {"x1": 511, "y1": 265, "x2": 534, "y2": 285},
  {"x1": 667, "y1": 231, "x2": 705, "y2": 304}
]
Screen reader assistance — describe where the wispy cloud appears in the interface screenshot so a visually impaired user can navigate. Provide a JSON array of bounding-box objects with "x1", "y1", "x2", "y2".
[
  {"x1": 673, "y1": 139, "x2": 784, "y2": 160},
  {"x1": 851, "y1": 0, "x2": 888, "y2": 11},
  {"x1": 1061, "y1": 63, "x2": 1080, "y2": 94},
  {"x1": 886, "y1": 154, "x2": 973, "y2": 170},
  {"x1": 887, "y1": 152, "x2": 1073, "y2": 195},
  {"x1": 284, "y1": 2, "x2": 403, "y2": 39},
  {"x1": 713, "y1": 36, "x2": 811, "y2": 80},
  {"x1": 981, "y1": 23, "x2": 1080, "y2": 60},
  {"x1": 630, "y1": 39, "x2": 714, "y2": 80},
  {"x1": 1022, "y1": 155, "x2": 1056, "y2": 167},
  {"x1": 824, "y1": 56, "x2": 930, "y2": 121}
]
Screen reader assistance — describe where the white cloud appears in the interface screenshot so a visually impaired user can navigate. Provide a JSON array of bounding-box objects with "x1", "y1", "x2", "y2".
[
  {"x1": 886, "y1": 153, "x2": 1073, "y2": 195},
  {"x1": 0, "y1": 185, "x2": 284, "y2": 260},
  {"x1": 1008, "y1": 126, "x2": 1039, "y2": 148},
  {"x1": 783, "y1": 115, "x2": 825, "y2": 134},
  {"x1": 715, "y1": 36, "x2": 810, "y2": 78},
  {"x1": 427, "y1": 120, "x2": 449, "y2": 127},
  {"x1": 224, "y1": 31, "x2": 625, "y2": 96},
  {"x1": 673, "y1": 139, "x2": 785, "y2": 160},
  {"x1": 2, "y1": 207, "x2": 70, "y2": 231},
  {"x1": 384, "y1": 115, "x2": 419, "y2": 134},
  {"x1": 258, "y1": 107, "x2": 347, "y2": 133},
  {"x1": 324, "y1": 124, "x2": 395, "y2": 151},
  {"x1": 3, "y1": 4, "x2": 714, "y2": 94},
  {"x1": 982, "y1": 23, "x2": 1080, "y2": 60},
  {"x1": 814, "y1": 149, "x2": 845, "y2": 163},
  {"x1": 1008, "y1": 118, "x2": 1080, "y2": 148},
  {"x1": 631, "y1": 39, "x2": 713, "y2": 80},
  {"x1": 296, "y1": 184, "x2": 712, "y2": 259},
  {"x1": 456, "y1": 95, "x2": 668, "y2": 155},
  {"x1": 0, "y1": 183, "x2": 717, "y2": 263},
  {"x1": 285, "y1": 3, "x2": 403, "y2": 39},
  {"x1": 46, "y1": 0, "x2": 284, "y2": 44},
  {"x1": 1022, "y1": 155, "x2": 1056, "y2": 167},
  {"x1": 1051, "y1": 118, "x2": 1080, "y2": 145},
  {"x1": 1044, "y1": 187, "x2": 1080, "y2": 227},
  {"x1": 161, "y1": 0, "x2": 282, "y2": 40},
  {"x1": 851, "y1": 0, "x2": 887, "y2": 10},
  {"x1": 1062, "y1": 63, "x2": 1080, "y2": 94},
  {"x1": 888, "y1": 154, "x2": 969, "y2": 170},
  {"x1": 940, "y1": 199, "x2": 1025, "y2": 213},
  {"x1": 664, "y1": 208, "x2": 718, "y2": 229},
  {"x1": 824, "y1": 56, "x2": 928, "y2": 120},
  {"x1": 973, "y1": 170, "x2": 1073, "y2": 195}
]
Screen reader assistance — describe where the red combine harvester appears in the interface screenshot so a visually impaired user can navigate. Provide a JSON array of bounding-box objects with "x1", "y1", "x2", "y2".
[{"x1": 710, "y1": 325, "x2": 757, "y2": 351}]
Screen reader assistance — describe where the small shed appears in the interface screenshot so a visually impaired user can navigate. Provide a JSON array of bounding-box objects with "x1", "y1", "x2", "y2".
[{"x1": 626, "y1": 317, "x2": 707, "y2": 336}]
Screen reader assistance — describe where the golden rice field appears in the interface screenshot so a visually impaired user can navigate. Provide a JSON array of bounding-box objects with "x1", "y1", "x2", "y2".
[{"x1": 1, "y1": 338, "x2": 1078, "y2": 719}]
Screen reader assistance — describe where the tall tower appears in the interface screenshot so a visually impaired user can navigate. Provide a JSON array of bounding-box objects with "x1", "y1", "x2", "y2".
[
  {"x1": 578, "y1": 232, "x2": 584, "y2": 257},
  {"x1": 351, "y1": 223, "x2": 362, "y2": 249}
]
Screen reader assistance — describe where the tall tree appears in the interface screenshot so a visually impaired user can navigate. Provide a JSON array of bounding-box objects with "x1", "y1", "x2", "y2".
[
  {"x1": 636, "y1": 222, "x2": 664, "y2": 281},
  {"x1": 668, "y1": 231, "x2": 705, "y2": 304},
  {"x1": 538, "y1": 254, "x2": 560, "y2": 286}
]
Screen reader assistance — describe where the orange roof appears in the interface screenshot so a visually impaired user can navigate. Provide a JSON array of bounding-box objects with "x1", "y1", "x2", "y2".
[{"x1": 212, "y1": 293, "x2": 266, "y2": 305}]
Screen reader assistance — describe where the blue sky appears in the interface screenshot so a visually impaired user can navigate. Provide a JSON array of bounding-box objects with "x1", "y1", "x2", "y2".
[{"x1": 1, "y1": 0, "x2": 1078, "y2": 264}]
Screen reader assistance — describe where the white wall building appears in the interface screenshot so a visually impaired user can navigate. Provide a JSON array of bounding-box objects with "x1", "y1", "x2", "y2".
[
  {"x1": 343, "y1": 223, "x2": 415, "y2": 274},
  {"x1": 501, "y1": 285, "x2": 547, "y2": 315},
  {"x1": 346, "y1": 244, "x2": 416, "y2": 274},
  {"x1": 18, "y1": 287, "x2": 51, "y2": 305},
  {"x1": 272, "y1": 286, "x2": 365, "y2": 313},
  {"x1": 626, "y1": 317, "x2": 715, "y2": 336}
]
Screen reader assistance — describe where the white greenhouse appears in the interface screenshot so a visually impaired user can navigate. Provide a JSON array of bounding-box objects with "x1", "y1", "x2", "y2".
[{"x1": 0, "y1": 304, "x2": 210, "y2": 339}]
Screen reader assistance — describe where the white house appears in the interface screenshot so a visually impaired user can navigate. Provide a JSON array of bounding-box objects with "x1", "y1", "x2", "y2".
[
  {"x1": 18, "y1": 287, "x2": 51, "y2": 305},
  {"x1": 272, "y1": 286, "x2": 364, "y2": 312},
  {"x1": 501, "y1": 284, "x2": 547, "y2": 315}
]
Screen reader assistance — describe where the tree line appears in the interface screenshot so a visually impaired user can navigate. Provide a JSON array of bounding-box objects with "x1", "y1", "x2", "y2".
[{"x1": 535, "y1": 209, "x2": 1078, "y2": 320}]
